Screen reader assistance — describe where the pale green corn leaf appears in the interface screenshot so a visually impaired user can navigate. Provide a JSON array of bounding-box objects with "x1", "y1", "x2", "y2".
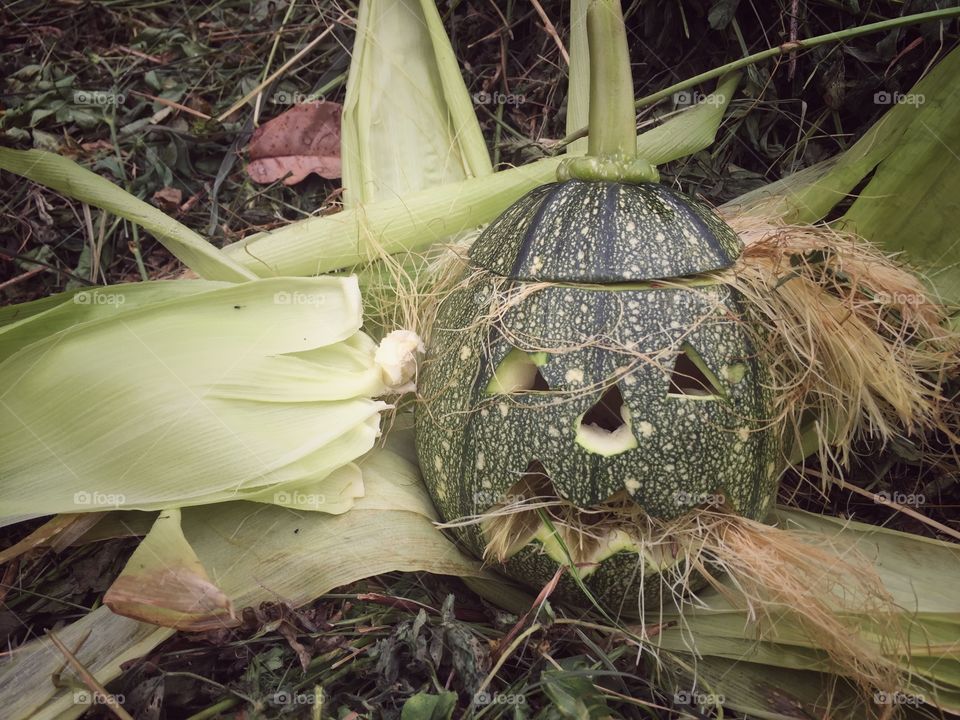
[
  {"x1": 0, "y1": 148, "x2": 257, "y2": 282},
  {"x1": 565, "y1": 0, "x2": 590, "y2": 155},
  {"x1": 223, "y1": 74, "x2": 741, "y2": 277},
  {"x1": 100, "y1": 443, "x2": 511, "y2": 630},
  {"x1": 0, "y1": 277, "x2": 388, "y2": 523},
  {"x1": 0, "y1": 605, "x2": 174, "y2": 720},
  {"x1": 341, "y1": 0, "x2": 492, "y2": 206},
  {"x1": 652, "y1": 508, "x2": 960, "y2": 713},
  {"x1": 660, "y1": 654, "x2": 868, "y2": 720},
  {"x1": 0, "y1": 445, "x2": 512, "y2": 717},
  {"x1": 723, "y1": 46, "x2": 960, "y2": 304},
  {"x1": 0, "y1": 280, "x2": 228, "y2": 361}
]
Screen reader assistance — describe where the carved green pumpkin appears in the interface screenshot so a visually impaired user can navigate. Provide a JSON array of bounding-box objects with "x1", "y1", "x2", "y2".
[{"x1": 416, "y1": 179, "x2": 780, "y2": 607}]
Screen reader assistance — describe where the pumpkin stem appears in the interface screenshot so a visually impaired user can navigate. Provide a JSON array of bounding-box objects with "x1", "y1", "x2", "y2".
[{"x1": 559, "y1": 0, "x2": 659, "y2": 184}]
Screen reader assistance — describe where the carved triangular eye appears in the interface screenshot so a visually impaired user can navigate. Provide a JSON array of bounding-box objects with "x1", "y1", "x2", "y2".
[
  {"x1": 668, "y1": 344, "x2": 725, "y2": 399},
  {"x1": 486, "y1": 348, "x2": 551, "y2": 394}
]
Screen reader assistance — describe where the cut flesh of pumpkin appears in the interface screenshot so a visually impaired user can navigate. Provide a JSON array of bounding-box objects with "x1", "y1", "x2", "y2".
[
  {"x1": 481, "y1": 464, "x2": 684, "y2": 576},
  {"x1": 668, "y1": 343, "x2": 726, "y2": 399},
  {"x1": 486, "y1": 348, "x2": 549, "y2": 394},
  {"x1": 575, "y1": 385, "x2": 637, "y2": 456}
]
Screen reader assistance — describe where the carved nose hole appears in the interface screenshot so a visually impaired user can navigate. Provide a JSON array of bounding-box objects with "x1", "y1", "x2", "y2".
[
  {"x1": 582, "y1": 385, "x2": 625, "y2": 431},
  {"x1": 575, "y1": 385, "x2": 637, "y2": 456}
]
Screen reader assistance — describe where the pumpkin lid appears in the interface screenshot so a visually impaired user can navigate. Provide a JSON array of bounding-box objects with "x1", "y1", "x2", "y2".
[{"x1": 469, "y1": 179, "x2": 743, "y2": 282}]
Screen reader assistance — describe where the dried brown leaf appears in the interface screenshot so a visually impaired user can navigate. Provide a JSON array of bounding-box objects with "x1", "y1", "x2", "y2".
[
  {"x1": 151, "y1": 187, "x2": 182, "y2": 210},
  {"x1": 246, "y1": 101, "x2": 342, "y2": 185}
]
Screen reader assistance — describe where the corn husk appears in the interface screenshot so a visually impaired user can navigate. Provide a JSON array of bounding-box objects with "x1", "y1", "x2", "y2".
[
  {"x1": 0, "y1": 277, "x2": 389, "y2": 524},
  {"x1": 341, "y1": 0, "x2": 492, "y2": 206},
  {"x1": 565, "y1": 0, "x2": 590, "y2": 156},
  {"x1": 652, "y1": 508, "x2": 960, "y2": 716},
  {"x1": 0, "y1": 441, "x2": 514, "y2": 720},
  {"x1": 0, "y1": 148, "x2": 254, "y2": 283},
  {"x1": 723, "y1": 45, "x2": 960, "y2": 307}
]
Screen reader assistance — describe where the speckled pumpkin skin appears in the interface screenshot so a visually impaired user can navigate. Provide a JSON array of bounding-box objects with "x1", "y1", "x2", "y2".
[{"x1": 416, "y1": 180, "x2": 780, "y2": 608}]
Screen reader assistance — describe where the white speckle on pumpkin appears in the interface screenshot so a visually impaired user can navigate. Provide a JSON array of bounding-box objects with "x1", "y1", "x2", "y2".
[
  {"x1": 565, "y1": 368, "x2": 584, "y2": 383},
  {"x1": 737, "y1": 427, "x2": 750, "y2": 442},
  {"x1": 459, "y1": 345, "x2": 472, "y2": 360},
  {"x1": 476, "y1": 452, "x2": 485, "y2": 470},
  {"x1": 638, "y1": 421, "x2": 655, "y2": 437},
  {"x1": 498, "y1": 402, "x2": 509, "y2": 417},
  {"x1": 625, "y1": 478, "x2": 641, "y2": 493},
  {"x1": 548, "y1": 426, "x2": 560, "y2": 437},
  {"x1": 721, "y1": 363, "x2": 747, "y2": 384}
]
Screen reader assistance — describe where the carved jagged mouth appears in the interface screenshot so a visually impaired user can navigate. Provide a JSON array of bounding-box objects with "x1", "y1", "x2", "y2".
[{"x1": 480, "y1": 461, "x2": 706, "y2": 576}]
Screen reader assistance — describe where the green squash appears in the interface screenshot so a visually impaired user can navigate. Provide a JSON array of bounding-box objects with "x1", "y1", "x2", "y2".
[{"x1": 416, "y1": 179, "x2": 780, "y2": 609}]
